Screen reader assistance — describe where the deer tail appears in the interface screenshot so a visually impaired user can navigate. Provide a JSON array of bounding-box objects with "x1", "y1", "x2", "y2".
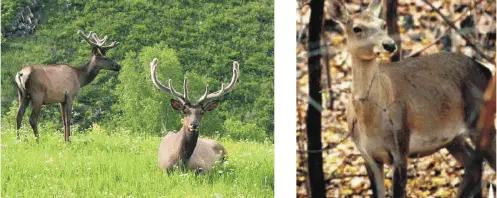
[{"x1": 15, "y1": 68, "x2": 31, "y2": 97}]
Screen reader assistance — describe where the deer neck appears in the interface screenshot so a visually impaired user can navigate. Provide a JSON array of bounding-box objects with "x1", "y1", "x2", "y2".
[
  {"x1": 350, "y1": 55, "x2": 386, "y2": 132},
  {"x1": 76, "y1": 59, "x2": 101, "y2": 87},
  {"x1": 178, "y1": 125, "x2": 199, "y2": 161},
  {"x1": 351, "y1": 56, "x2": 382, "y2": 102}
]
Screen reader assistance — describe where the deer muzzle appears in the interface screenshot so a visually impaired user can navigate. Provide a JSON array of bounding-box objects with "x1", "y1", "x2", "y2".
[
  {"x1": 188, "y1": 120, "x2": 200, "y2": 132},
  {"x1": 382, "y1": 42, "x2": 396, "y2": 53}
]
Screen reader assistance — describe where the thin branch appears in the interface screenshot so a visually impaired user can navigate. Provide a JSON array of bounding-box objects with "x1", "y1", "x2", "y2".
[
  {"x1": 296, "y1": 132, "x2": 351, "y2": 154},
  {"x1": 405, "y1": 30, "x2": 448, "y2": 58},
  {"x1": 421, "y1": 0, "x2": 494, "y2": 64},
  {"x1": 328, "y1": 174, "x2": 368, "y2": 179},
  {"x1": 405, "y1": 9, "x2": 470, "y2": 58}
]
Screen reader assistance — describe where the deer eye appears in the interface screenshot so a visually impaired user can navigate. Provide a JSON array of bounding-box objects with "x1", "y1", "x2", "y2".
[{"x1": 352, "y1": 27, "x2": 363, "y2": 33}]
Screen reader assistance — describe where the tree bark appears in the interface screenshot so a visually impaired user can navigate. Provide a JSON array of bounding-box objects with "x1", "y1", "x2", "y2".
[
  {"x1": 385, "y1": 0, "x2": 402, "y2": 61},
  {"x1": 307, "y1": 0, "x2": 326, "y2": 197}
]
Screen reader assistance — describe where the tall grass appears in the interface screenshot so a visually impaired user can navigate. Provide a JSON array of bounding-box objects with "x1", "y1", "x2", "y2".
[{"x1": 1, "y1": 126, "x2": 274, "y2": 197}]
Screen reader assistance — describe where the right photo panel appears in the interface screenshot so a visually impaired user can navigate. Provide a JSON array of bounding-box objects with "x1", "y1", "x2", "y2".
[{"x1": 297, "y1": 0, "x2": 496, "y2": 197}]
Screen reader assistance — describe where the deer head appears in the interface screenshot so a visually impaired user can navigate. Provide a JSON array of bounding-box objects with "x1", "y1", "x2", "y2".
[
  {"x1": 78, "y1": 30, "x2": 121, "y2": 71},
  {"x1": 330, "y1": 0, "x2": 396, "y2": 60},
  {"x1": 150, "y1": 58, "x2": 239, "y2": 133}
]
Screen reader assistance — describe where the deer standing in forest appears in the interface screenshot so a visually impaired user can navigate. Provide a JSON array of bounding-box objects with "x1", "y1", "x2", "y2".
[
  {"x1": 329, "y1": 0, "x2": 495, "y2": 197},
  {"x1": 150, "y1": 58, "x2": 238, "y2": 172},
  {"x1": 15, "y1": 30, "x2": 121, "y2": 142}
]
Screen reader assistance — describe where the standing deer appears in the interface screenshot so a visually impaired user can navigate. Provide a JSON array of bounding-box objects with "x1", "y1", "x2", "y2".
[
  {"x1": 15, "y1": 30, "x2": 121, "y2": 142},
  {"x1": 150, "y1": 58, "x2": 238, "y2": 172},
  {"x1": 329, "y1": 0, "x2": 495, "y2": 197}
]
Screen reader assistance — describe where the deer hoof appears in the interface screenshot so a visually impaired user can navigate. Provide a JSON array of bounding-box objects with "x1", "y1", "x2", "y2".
[{"x1": 195, "y1": 168, "x2": 205, "y2": 175}]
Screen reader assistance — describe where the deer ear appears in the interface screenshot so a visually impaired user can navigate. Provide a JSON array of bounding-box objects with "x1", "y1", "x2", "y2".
[
  {"x1": 366, "y1": 0, "x2": 382, "y2": 17},
  {"x1": 170, "y1": 99, "x2": 183, "y2": 111},
  {"x1": 204, "y1": 101, "x2": 217, "y2": 111},
  {"x1": 330, "y1": 0, "x2": 350, "y2": 24}
]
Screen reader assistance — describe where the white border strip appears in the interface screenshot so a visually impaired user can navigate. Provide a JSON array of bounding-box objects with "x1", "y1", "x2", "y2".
[{"x1": 274, "y1": 0, "x2": 297, "y2": 197}]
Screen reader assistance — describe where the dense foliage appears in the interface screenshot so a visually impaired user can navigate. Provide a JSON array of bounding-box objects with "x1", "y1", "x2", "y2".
[{"x1": 1, "y1": 0, "x2": 274, "y2": 141}]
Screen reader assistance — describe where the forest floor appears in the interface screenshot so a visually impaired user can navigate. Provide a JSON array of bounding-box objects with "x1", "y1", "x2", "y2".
[{"x1": 1, "y1": 126, "x2": 274, "y2": 198}]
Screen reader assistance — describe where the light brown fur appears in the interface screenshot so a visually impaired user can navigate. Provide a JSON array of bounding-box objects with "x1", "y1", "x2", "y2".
[
  {"x1": 15, "y1": 30, "x2": 121, "y2": 142},
  {"x1": 158, "y1": 126, "x2": 227, "y2": 170},
  {"x1": 330, "y1": 0, "x2": 495, "y2": 197},
  {"x1": 151, "y1": 59, "x2": 239, "y2": 172}
]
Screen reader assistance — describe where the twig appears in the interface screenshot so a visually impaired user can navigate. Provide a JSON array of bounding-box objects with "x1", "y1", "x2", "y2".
[
  {"x1": 296, "y1": 130, "x2": 351, "y2": 154},
  {"x1": 421, "y1": 0, "x2": 494, "y2": 64},
  {"x1": 405, "y1": 9, "x2": 470, "y2": 58},
  {"x1": 328, "y1": 174, "x2": 368, "y2": 179},
  {"x1": 405, "y1": 30, "x2": 448, "y2": 58}
]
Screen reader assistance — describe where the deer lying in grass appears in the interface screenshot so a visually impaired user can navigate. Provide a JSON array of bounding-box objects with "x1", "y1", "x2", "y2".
[
  {"x1": 150, "y1": 58, "x2": 239, "y2": 172},
  {"x1": 15, "y1": 30, "x2": 121, "y2": 142},
  {"x1": 329, "y1": 0, "x2": 495, "y2": 197}
]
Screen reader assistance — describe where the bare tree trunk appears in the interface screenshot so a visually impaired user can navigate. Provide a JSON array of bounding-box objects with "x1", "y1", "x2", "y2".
[
  {"x1": 307, "y1": 0, "x2": 326, "y2": 197},
  {"x1": 385, "y1": 0, "x2": 402, "y2": 61}
]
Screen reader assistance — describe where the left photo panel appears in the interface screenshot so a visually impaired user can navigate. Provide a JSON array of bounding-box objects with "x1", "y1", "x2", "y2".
[{"x1": 1, "y1": 1, "x2": 274, "y2": 197}]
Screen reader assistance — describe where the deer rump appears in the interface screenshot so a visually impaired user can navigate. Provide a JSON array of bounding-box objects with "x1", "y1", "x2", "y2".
[
  {"x1": 351, "y1": 52, "x2": 495, "y2": 166},
  {"x1": 158, "y1": 131, "x2": 226, "y2": 171},
  {"x1": 15, "y1": 67, "x2": 33, "y2": 97}
]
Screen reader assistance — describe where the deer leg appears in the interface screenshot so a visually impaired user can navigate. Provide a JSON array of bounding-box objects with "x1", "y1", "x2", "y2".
[
  {"x1": 364, "y1": 159, "x2": 384, "y2": 198},
  {"x1": 391, "y1": 155, "x2": 408, "y2": 198},
  {"x1": 458, "y1": 152, "x2": 483, "y2": 198},
  {"x1": 390, "y1": 128, "x2": 410, "y2": 198},
  {"x1": 60, "y1": 102, "x2": 67, "y2": 141},
  {"x1": 447, "y1": 136, "x2": 484, "y2": 198},
  {"x1": 450, "y1": 132, "x2": 494, "y2": 198},
  {"x1": 29, "y1": 100, "x2": 42, "y2": 142},
  {"x1": 63, "y1": 98, "x2": 73, "y2": 142},
  {"x1": 446, "y1": 136, "x2": 474, "y2": 167},
  {"x1": 16, "y1": 91, "x2": 29, "y2": 140},
  {"x1": 195, "y1": 168, "x2": 205, "y2": 175}
]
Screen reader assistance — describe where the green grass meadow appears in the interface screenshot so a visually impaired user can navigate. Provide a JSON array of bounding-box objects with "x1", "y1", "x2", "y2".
[{"x1": 1, "y1": 126, "x2": 274, "y2": 197}]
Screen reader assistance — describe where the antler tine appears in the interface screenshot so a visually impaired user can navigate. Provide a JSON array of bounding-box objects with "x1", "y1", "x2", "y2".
[
  {"x1": 78, "y1": 30, "x2": 119, "y2": 51},
  {"x1": 91, "y1": 32, "x2": 120, "y2": 51},
  {"x1": 150, "y1": 58, "x2": 188, "y2": 104},
  {"x1": 183, "y1": 77, "x2": 189, "y2": 101},
  {"x1": 78, "y1": 30, "x2": 98, "y2": 48},
  {"x1": 100, "y1": 41, "x2": 119, "y2": 50},
  {"x1": 197, "y1": 85, "x2": 210, "y2": 102},
  {"x1": 91, "y1": 32, "x2": 108, "y2": 46},
  {"x1": 100, "y1": 41, "x2": 120, "y2": 51},
  {"x1": 167, "y1": 79, "x2": 186, "y2": 102},
  {"x1": 196, "y1": 61, "x2": 240, "y2": 103}
]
